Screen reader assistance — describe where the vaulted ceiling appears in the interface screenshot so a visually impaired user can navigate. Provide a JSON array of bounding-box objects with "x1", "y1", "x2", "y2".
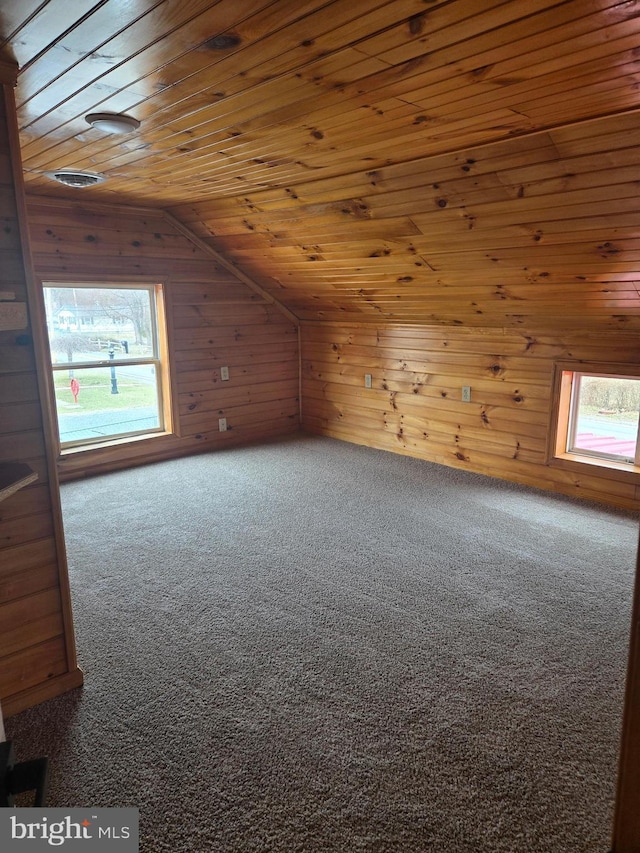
[{"x1": 3, "y1": 0, "x2": 640, "y2": 327}]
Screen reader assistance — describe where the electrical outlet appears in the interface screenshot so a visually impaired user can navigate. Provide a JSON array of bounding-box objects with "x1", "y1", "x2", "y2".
[
  {"x1": 218, "y1": 417, "x2": 227, "y2": 431},
  {"x1": 364, "y1": 374, "x2": 372, "y2": 389},
  {"x1": 220, "y1": 366, "x2": 229, "y2": 381},
  {"x1": 462, "y1": 386, "x2": 471, "y2": 403}
]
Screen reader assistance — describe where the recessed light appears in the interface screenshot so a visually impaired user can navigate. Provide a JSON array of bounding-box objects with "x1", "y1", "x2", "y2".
[{"x1": 85, "y1": 112, "x2": 140, "y2": 134}]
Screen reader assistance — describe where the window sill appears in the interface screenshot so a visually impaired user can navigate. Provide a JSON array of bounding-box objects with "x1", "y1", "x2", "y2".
[
  {"x1": 549, "y1": 452, "x2": 640, "y2": 484},
  {"x1": 59, "y1": 431, "x2": 172, "y2": 457}
]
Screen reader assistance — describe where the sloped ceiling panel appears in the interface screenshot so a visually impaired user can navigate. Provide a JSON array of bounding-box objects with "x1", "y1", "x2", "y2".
[{"x1": 2, "y1": 0, "x2": 640, "y2": 327}]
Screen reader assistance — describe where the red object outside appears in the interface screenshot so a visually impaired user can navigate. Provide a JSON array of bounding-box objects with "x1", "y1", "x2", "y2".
[
  {"x1": 70, "y1": 377, "x2": 80, "y2": 404},
  {"x1": 576, "y1": 432, "x2": 635, "y2": 457}
]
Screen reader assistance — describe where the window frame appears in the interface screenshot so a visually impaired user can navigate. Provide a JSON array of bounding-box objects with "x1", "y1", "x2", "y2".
[
  {"x1": 43, "y1": 280, "x2": 175, "y2": 453},
  {"x1": 548, "y1": 360, "x2": 640, "y2": 480},
  {"x1": 566, "y1": 372, "x2": 640, "y2": 466}
]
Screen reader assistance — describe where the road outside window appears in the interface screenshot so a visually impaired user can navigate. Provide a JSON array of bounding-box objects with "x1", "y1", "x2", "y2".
[{"x1": 43, "y1": 283, "x2": 170, "y2": 450}]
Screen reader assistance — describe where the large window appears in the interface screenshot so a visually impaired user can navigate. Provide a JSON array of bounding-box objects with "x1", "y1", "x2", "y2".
[
  {"x1": 550, "y1": 363, "x2": 640, "y2": 470},
  {"x1": 43, "y1": 283, "x2": 172, "y2": 450}
]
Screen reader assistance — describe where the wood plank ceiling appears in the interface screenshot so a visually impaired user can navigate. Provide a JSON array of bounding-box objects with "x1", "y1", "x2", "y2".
[{"x1": 3, "y1": 0, "x2": 640, "y2": 327}]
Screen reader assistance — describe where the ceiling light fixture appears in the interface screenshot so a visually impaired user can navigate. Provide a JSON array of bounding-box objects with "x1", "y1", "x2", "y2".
[
  {"x1": 85, "y1": 112, "x2": 140, "y2": 134},
  {"x1": 49, "y1": 170, "x2": 106, "y2": 188}
]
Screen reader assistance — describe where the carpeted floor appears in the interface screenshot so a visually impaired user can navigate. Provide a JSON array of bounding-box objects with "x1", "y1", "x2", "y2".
[{"x1": 6, "y1": 434, "x2": 639, "y2": 852}]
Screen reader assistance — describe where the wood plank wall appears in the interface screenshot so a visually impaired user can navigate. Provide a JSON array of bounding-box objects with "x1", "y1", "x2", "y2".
[
  {"x1": 301, "y1": 322, "x2": 640, "y2": 510},
  {"x1": 0, "y1": 74, "x2": 82, "y2": 716},
  {"x1": 25, "y1": 197, "x2": 300, "y2": 481},
  {"x1": 2, "y1": 186, "x2": 297, "y2": 715}
]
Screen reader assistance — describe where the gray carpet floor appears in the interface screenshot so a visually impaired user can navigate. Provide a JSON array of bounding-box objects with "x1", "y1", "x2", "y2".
[{"x1": 6, "y1": 434, "x2": 640, "y2": 852}]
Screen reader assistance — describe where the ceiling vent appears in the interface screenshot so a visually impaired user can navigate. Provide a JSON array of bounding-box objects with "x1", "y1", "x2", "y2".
[{"x1": 49, "y1": 170, "x2": 105, "y2": 188}]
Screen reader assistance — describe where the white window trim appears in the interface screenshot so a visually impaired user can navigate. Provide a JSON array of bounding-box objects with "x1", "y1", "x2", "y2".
[{"x1": 566, "y1": 371, "x2": 640, "y2": 466}]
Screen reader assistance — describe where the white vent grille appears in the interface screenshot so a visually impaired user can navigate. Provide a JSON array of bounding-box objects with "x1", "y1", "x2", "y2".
[{"x1": 50, "y1": 170, "x2": 105, "y2": 188}]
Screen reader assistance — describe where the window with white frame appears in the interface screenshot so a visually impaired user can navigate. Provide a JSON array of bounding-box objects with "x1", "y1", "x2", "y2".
[
  {"x1": 551, "y1": 364, "x2": 640, "y2": 468},
  {"x1": 43, "y1": 282, "x2": 172, "y2": 450}
]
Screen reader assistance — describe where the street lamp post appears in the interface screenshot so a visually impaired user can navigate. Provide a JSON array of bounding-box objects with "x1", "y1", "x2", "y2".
[{"x1": 108, "y1": 344, "x2": 119, "y2": 394}]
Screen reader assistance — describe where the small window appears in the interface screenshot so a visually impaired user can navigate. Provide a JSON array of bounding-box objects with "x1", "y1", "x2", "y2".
[
  {"x1": 568, "y1": 373, "x2": 640, "y2": 464},
  {"x1": 550, "y1": 363, "x2": 640, "y2": 469},
  {"x1": 43, "y1": 283, "x2": 172, "y2": 450}
]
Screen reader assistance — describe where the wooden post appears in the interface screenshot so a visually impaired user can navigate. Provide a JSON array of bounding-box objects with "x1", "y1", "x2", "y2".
[
  {"x1": 612, "y1": 530, "x2": 640, "y2": 852},
  {"x1": 0, "y1": 59, "x2": 83, "y2": 714}
]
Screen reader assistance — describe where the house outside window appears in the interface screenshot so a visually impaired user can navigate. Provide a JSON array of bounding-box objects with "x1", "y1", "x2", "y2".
[{"x1": 43, "y1": 282, "x2": 172, "y2": 450}]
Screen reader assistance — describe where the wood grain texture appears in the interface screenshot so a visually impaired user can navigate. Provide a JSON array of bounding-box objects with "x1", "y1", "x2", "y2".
[
  {"x1": 301, "y1": 322, "x2": 640, "y2": 510},
  {"x1": 0, "y1": 82, "x2": 81, "y2": 715},
  {"x1": 177, "y1": 111, "x2": 640, "y2": 329},
  {"x1": 3, "y1": 4, "x2": 640, "y2": 840},
  {"x1": 2, "y1": 1, "x2": 640, "y2": 332},
  {"x1": 25, "y1": 197, "x2": 300, "y2": 481},
  {"x1": 0, "y1": 462, "x2": 38, "y2": 503}
]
